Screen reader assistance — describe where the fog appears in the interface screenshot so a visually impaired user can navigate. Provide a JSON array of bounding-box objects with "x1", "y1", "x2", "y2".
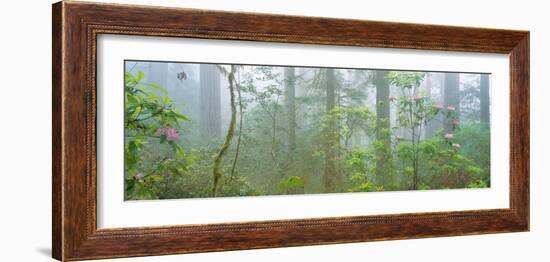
[{"x1": 124, "y1": 60, "x2": 491, "y2": 200}]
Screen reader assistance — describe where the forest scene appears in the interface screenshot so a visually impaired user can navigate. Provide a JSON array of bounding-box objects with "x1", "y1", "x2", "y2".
[{"x1": 124, "y1": 60, "x2": 491, "y2": 200}]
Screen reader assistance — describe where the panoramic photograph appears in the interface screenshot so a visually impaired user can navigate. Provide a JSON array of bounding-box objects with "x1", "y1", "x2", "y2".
[{"x1": 124, "y1": 60, "x2": 491, "y2": 200}]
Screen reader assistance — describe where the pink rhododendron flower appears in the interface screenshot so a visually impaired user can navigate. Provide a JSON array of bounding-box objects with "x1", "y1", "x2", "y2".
[
  {"x1": 445, "y1": 133, "x2": 454, "y2": 139},
  {"x1": 452, "y1": 119, "x2": 460, "y2": 125},
  {"x1": 452, "y1": 143, "x2": 461, "y2": 148},
  {"x1": 165, "y1": 128, "x2": 180, "y2": 141},
  {"x1": 157, "y1": 127, "x2": 180, "y2": 141},
  {"x1": 435, "y1": 103, "x2": 444, "y2": 109},
  {"x1": 447, "y1": 105, "x2": 456, "y2": 111}
]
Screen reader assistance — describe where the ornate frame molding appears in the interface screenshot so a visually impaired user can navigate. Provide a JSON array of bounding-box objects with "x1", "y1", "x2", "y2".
[{"x1": 53, "y1": 1, "x2": 529, "y2": 261}]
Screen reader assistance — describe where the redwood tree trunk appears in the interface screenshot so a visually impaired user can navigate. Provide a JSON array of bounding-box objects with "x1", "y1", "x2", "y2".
[
  {"x1": 480, "y1": 74, "x2": 490, "y2": 126},
  {"x1": 323, "y1": 69, "x2": 339, "y2": 193},
  {"x1": 199, "y1": 64, "x2": 222, "y2": 139},
  {"x1": 284, "y1": 67, "x2": 296, "y2": 155},
  {"x1": 425, "y1": 73, "x2": 437, "y2": 138},
  {"x1": 374, "y1": 70, "x2": 391, "y2": 185}
]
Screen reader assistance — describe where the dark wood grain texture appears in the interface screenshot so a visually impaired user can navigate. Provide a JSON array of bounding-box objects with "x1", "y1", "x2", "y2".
[
  {"x1": 52, "y1": 1, "x2": 530, "y2": 261},
  {"x1": 52, "y1": 2, "x2": 63, "y2": 260}
]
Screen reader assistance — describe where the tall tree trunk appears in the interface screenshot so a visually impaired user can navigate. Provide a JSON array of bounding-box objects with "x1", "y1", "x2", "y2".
[
  {"x1": 480, "y1": 74, "x2": 490, "y2": 126},
  {"x1": 284, "y1": 67, "x2": 296, "y2": 156},
  {"x1": 443, "y1": 73, "x2": 460, "y2": 133},
  {"x1": 200, "y1": 64, "x2": 222, "y2": 139},
  {"x1": 323, "y1": 69, "x2": 339, "y2": 193},
  {"x1": 374, "y1": 70, "x2": 391, "y2": 186},
  {"x1": 425, "y1": 73, "x2": 437, "y2": 138}
]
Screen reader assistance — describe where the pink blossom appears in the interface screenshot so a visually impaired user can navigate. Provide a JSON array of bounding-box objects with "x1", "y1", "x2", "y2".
[
  {"x1": 444, "y1": 133, "x2": 454, "y2": 140},
  {"x1": 157, "y1": 127, "x2": 180, "y2": 141},
  {"x1": 452, "y1": 119, "x2": 460, "y2": 125},
  {"x1": 447, "y1": 105, "x2": 456, "y2": 111},
  {"x1": 435, "y1": 103, "x2": 444, "y2": 109},
  {"x1": 452, "y1": 143, "x2": 461, "y2": 148},
  {"x1": 165, "y1": 128, "x2": 180, "y2": 141}
]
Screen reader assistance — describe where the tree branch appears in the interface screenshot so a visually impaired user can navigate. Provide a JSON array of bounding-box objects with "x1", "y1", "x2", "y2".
[{"x1": 212, "y1": 65, "x2": 237, "y2": 197}]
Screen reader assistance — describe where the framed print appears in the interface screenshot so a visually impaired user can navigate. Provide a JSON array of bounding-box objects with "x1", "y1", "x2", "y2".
[{"x1": 52, "y1": 1, "x2": 529, "y2": 261}]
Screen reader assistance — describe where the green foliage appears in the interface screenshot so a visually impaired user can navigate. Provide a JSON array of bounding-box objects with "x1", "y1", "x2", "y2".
[
  {"x1": 454, "y1": 123, "x2": 491, "y2": 185},
  {"x1": 387, "y1": 71, "x2": 487, "y2": 190},
  {"x1": 394, "y1": 94, "x2": 440, "y2": 130},
  {"x1": 412, "y1": 134, "x2": 487, "y2": 189},
  {"x1": 389, "y1": 72, "x2": 441, "y2": 189},
  {"x1": 396, "y1": 142, "x2": 414, "y2": 161},
  {"x1": 321, "y1": 106, "x2": 376, "y2": 149},
  {"x1": 387, "y1": 71, "x2": 424, "y2": 89},
  {"x1": 468, "y1": 179, "x2": 488, "y2": 189},
  {"x1": 123, "y1": 66, "x2": 491, "y2": 200},
  {"x1": 279, "y1": 176, "x2": 305, "y2": 194},
  {"x1": 124, "y1": 71, "x2": 192, "y2": 200},
  {"x1": 345, "y1": 148, "x2": 376, "y2": 178},
  {"x1": 348, "y1": 182, "x2": 384, "y2": 192},
  {"x1": 344, "y1": 148, "x2": 386, "y2": 192},
  {"x1": 417, "y1": 184, "x2": 431, "y2": 190}
]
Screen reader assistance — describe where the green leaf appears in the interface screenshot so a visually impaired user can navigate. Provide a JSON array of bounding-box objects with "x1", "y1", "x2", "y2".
[
  {"x1": 279, "y1": 176, "x2": 304, "y2": 192},
  {"x1": 146, "y1": 175, "x2": 163, "y2": 183},
  {"x1": 135, "y1": 71, "x2": 145, "y2": 82},
  {"x1": 125, "y1": 179, "x2": 135, "y2": 193},
  {"x1": 404, "y1": 166, "x2": 414, "y2": 176},
  {"x1": 146, "y1": 82, "x2": 168, "y2": 95},
  {"x1": 169, "y1": 167, "x2": 182, "y2": 177},
  {"x1": 129, "y1": 106, "x2": 142, "y2": 119},
  {"x1": 175, "y1": 145, "x2": 186, "y2": 158},
  {"x1": 126, "y1": 93, "x2": 139, "y2": 105},
  {"x1": 176, "y1": 161, "x2": 189, "y2": 172},
  {"x1": 173, "y1": 110, "x2": 190, "y2": 121}
]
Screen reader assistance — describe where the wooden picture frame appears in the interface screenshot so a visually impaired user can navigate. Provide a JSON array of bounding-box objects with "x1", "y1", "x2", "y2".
[{"x1": 52, "y1": 1, "x2": 529, "y2": 261}]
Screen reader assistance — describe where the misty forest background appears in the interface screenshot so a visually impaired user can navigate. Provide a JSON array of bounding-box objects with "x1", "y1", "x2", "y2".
[{"x1": 124, "y1": 61, "x2": 491, "y2": 200}]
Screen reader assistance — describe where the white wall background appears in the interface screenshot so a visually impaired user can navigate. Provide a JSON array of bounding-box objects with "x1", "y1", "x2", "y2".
[{"x1": 0, "y1": 0, "x2": 546, "y2": 261}]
